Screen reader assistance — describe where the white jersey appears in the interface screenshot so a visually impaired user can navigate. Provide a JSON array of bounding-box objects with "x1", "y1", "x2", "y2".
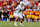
[
  {"x1": 14, "y1": 5, "x2": 21, "y2": 13},
  {"x1": 14, "y1": 5, "x2": 25, "y2": 13},
  {"x1": 14, "y1": 5, "x2": 25, "y2": 18}
]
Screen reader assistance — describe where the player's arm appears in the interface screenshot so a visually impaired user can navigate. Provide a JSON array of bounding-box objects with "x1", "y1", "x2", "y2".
[{"x1": 15, "y1": 5, "x2": 21, "y2": 10}]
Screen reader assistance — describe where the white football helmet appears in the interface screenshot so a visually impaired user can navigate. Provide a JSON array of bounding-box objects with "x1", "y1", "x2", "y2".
[{"x1": 20, "y1": 1, "x2": 24, "y2": 5}]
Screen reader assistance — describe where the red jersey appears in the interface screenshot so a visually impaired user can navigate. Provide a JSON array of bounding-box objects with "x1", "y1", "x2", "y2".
[{"x1": 35, "y1": 11, "x2": 39, "y2": 16}]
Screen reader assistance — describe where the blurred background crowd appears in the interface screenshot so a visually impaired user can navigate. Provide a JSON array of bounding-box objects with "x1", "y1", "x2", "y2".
[{"x1": 0, "y1": 0, "x2": 40, "y2": 22}]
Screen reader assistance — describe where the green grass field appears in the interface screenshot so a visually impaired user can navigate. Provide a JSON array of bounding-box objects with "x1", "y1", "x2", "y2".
[{"x1": 0, "y1": 21, "x2": 40, "y2": 27}]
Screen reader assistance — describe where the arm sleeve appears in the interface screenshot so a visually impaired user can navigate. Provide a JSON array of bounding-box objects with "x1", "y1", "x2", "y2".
[{"x1": 15, "y1": 5, "x2": 21, "y2": 10}]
